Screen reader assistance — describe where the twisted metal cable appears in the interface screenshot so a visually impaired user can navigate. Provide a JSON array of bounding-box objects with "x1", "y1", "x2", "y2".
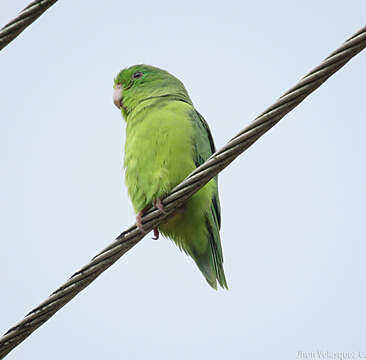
[
  {"x1": 0, "y1": 24, "x2": 365, "y2": 359},
  {"x1": 0, "y1": 0, "x2": 57, "y2": 51}
]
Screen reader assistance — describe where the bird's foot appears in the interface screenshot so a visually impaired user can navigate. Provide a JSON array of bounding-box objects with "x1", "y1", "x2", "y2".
[
  {"x1": 137, "y1": 200, "x2": 167, "y2": 240},
  {"x1": 151, "y1": 198, "x2": 167, "y2": 240},
  {"x1": 136, "y1": 210, "x2": 146, "y2": 234},
  {"x1": 153, "y1": 198, "x2": 168, "y2": 214},
  {"x1": 152, "y1": 227, "x2": 159, "y2": 240}
]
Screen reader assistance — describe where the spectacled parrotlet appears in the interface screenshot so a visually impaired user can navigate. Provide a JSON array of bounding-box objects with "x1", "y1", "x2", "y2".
[{"x1": 113, "y1": 65, "x2": 227, "y2": 289}]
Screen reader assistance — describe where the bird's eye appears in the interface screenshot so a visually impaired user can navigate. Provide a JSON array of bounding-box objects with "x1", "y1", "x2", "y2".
[{"x1": 132, "y1": 71, "x2": 143, "y2": 79}]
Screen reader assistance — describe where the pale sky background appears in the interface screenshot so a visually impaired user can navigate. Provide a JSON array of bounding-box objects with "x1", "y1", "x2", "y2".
[{"x1": 1, "y1": 1, "x2": 365, "y2": 359}]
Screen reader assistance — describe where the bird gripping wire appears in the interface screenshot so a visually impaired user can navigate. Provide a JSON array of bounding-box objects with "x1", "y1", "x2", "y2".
[{"x1": 0, "y1": 3, "x2": 365, "y2": 358}]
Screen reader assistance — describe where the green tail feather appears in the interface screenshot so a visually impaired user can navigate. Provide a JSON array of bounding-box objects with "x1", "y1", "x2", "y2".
[{"x1": 190, "y1": 212, "x2": 228, "y2": 290}]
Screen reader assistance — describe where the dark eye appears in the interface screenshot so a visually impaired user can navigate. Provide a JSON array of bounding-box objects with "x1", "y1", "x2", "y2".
[{"x1": 132, "y1": 71, "x2": 143, "y2": 79}]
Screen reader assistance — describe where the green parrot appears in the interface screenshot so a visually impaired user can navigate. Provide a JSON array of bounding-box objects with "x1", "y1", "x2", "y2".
[{"x1": 113, "y1": 64, "x2": 227, "y2": 289}]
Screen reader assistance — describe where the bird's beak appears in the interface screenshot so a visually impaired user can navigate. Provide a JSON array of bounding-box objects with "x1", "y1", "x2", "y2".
[{"x1": 113, "y1": 83, "x2": 123, "y2": 109}]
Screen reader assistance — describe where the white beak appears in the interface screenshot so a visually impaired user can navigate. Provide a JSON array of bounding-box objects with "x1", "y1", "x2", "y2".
[{"x1": 113, "y1": 83, "x2": 123, "y2": 109}]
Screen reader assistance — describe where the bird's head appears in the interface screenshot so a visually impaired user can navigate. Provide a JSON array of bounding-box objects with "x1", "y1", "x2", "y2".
[{"x1": 113, "y1": 64, "x2": 191, "y2": 120}]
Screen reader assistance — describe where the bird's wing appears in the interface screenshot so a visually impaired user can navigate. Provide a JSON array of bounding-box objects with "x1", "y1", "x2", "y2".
[
  {"x1": 190, "y1": 109, "x2": 227, "y2": 289},
  {"x1": 191, "y1": 110, "x2": 221, "y2": 228}
]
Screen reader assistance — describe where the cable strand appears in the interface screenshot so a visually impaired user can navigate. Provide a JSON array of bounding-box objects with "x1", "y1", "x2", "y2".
[{"x1": 0, "y1": 0, "x2": 57, "y2": 51}]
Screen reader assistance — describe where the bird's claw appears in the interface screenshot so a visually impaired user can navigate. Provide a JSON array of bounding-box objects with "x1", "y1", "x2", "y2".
[
  {"x1": 151, "y1": 198, "x2": 166, "y2": 240},
  {"x1": 153, "y1": 198, "x2": 168, "y2": 215},
  {"x1": 137, "y1": 200, "x2": 166, "y2": 240},
  {"x1": 152, "y1": 227, "x2": 159, "y2": 240},
  {"x1": 136, "y1": 210, "x2": 146, "y2": 234}
]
